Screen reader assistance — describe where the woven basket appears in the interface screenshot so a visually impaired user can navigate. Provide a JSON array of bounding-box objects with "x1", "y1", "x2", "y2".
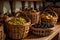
[
  {"x1": 26, "y1": 10, "x2": 40, "y2": 25},
  {"x1": 31, "y1": 26, "x2": 53, "y2": 37},
  {"x1": 0, "y1": 23, "x2": 5, "y2": 40},
  {"x1": 5, "y1": 17, "x2": 31, "y2": 39},
  {"x1": 41, "y1": 9, "x2": 58, "y2": 26},
  {"x1": 43, "y1": 6, "x2": 58, "y2": 25}
]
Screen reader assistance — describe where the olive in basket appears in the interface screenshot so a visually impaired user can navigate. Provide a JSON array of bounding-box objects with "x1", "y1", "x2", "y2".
[
  {"x1": 31, "y1": 22, "x2": 53, "y2": 36},
  {"x1": 41, "y1": 10, "x2": 58, "y2": 26},
  {"x1": 6, "y1": 17, "x2": 31, "y2": 39},
  {"x1": 32, "y1": 22, "x2": 54, "y2": 28},
  {"x1": 8, "y1": 17, "x2": 26, "y2": 25}
]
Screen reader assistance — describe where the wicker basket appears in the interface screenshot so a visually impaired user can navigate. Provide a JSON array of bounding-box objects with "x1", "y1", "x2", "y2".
[
  {"x1": 5, "y1": 17, "x2": 31, "y2": 39},
  {"x1": 41, "y1": 9, "x2": 58, "y2": 26},
  {"x1": 0, "y1": 23, "x2": 5, "y2": 40},
  {"x1": 31, "y1": 26, "x2": 53, "y2": 37},
  {"x1": 43, "y1": 6, "x2": 58, "y2": 25},
  {"x1": 26, "y1": 10, "x2": 40, "y2": 25}
]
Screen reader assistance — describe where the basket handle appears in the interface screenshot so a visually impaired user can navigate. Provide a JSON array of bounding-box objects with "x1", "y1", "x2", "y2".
[
  {"x1": 51, "y1": 9, "x2": 58, "y2": 19},
  {"x1": 44, "y1": 8, "x2": 58, "y2": 19}
]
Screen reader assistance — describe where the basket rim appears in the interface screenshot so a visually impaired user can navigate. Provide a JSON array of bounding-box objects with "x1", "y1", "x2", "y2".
[
  {"x1": 5, "y1": 17, "x2": 31, "y2": 26},
  {"x1": 31, "y1": 26, "x2": 53, "y2": 31}
]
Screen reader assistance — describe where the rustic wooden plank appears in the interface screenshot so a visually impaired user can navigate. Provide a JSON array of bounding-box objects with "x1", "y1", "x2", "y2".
[{"x1": 52, "y1": 33, "x2": 59, "y2": 40}]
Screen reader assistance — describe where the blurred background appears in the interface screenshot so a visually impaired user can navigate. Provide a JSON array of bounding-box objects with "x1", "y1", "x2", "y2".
[{"x1": 0, "y1": 0, "x2": 60, "y2": 22}]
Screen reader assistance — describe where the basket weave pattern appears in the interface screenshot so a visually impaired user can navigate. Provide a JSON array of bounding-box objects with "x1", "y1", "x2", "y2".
[
  {"x1": 31, "y1": 26, "x2": 53, "y2": 36},
  {"x1": 27, "y1": 12, "x2": 40, "y2": 25},
  {"x1": 6, "y1": 17, "x2": 31, "y2": 39}
]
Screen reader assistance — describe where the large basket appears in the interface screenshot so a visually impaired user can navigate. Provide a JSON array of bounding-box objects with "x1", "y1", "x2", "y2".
[{"x1": 5, "y1": 17, "x2": 31, "y2": 39}]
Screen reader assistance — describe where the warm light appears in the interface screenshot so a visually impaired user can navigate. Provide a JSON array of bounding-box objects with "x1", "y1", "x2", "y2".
[
  {"x1": 50, "y1": 15, "x2": 53, "y2": 18},
  {"x1": 48, "y1": 14, "x2": 51, "y2": 16},
  {"x1": 46, "y1": 16, "x2": 50, "y2": 19}
]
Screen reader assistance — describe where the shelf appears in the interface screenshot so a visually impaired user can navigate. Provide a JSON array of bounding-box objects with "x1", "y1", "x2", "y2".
[{"x1": 23, "y1": 25, "x2": 60, "y2": 40}]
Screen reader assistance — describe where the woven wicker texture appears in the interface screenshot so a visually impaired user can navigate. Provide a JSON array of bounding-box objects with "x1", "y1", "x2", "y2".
[{"x1": 5, "y1": 17, "x2": 31, "y2": 39}]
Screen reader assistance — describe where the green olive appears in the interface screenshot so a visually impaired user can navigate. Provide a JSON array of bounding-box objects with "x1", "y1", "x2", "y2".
[{"x1": 8, "y1": 17, "x2": 26, "y2": 25}]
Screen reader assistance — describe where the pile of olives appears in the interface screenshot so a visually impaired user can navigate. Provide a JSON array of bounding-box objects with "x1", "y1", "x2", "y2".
[
  {"x1": 8, "y1": 17, "x2": 26, "y2": 25},
  {"x1": 32, "y1": 22, "x2": 54, "y2": 28}
]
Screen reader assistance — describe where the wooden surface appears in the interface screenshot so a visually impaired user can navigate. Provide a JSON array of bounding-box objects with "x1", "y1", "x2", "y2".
[
  {"x1": 52, "y1": 33, "x2": 59, "y2": 40},
  {"x1": 23, "y1": 25, "x2": 60, "y2": 40}
]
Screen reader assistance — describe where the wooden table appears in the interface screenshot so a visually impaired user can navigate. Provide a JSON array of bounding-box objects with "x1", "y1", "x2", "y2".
[{"x1": 23, "y1": 25, "x2": 60, "y2": 40}]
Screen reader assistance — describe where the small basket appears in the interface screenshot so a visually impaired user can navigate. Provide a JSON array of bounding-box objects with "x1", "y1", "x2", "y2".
[
  {"x1": 31, "y1": 26, "x2": 53, "y2": 37},
  {"x1": 0, "y1": 23, "x2": 5, "y2": 40},
  {"x1": 43, "y1": 6, "x2": 58, "y2": 25},
  {"x1": 5, "y1": 17, "x2": 31, "y2": 39},
  {"x1": 41, "y1": 8, "x2": 58, "y2": 26}
]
